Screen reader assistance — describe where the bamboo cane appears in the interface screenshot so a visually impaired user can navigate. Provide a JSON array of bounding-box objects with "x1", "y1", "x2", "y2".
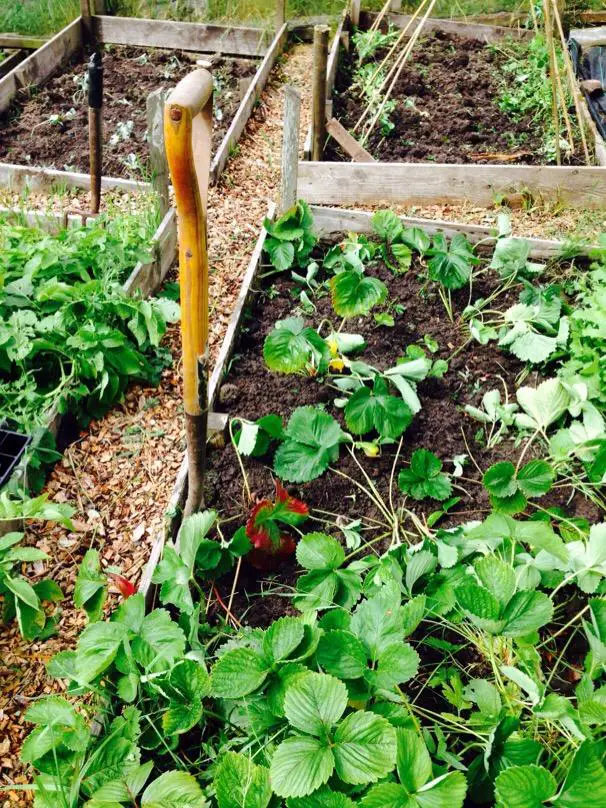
[
  {"x1": 550, "y1": 0, "x2": 591, "y2": 164},
  {"x1": 360, "y1": 0, "x2": 437, "y2": 144},
  {"x1": 164, "y1": 70, "x2": 214, "y2": 516},
  {"x1": 544, "y1": 0, "x2": 562, "y2": 165},
  {"x1": 370, "y1": 0, "x2": 394, "y2": 33},
  {"x1": 353, "y1": 0, "x2": 431, "y2": 133}
]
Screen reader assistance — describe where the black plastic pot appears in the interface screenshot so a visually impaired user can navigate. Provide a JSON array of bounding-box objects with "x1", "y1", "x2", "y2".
[{"x1": 0, "y1": 427, "x2": 31, "y2": 488}]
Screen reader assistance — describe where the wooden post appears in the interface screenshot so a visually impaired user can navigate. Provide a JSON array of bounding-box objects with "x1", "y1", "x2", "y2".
[
  {"x1": 544, "y1": 0, "x2": 561, "y2": 165},
  {"x1": 93, "y1": 0, "x2": 105, "y2": 12},
  {"x1": 80, "y1": 0, "x2": 93, "y2": 43},
  {"x1": 164, "y1": 70, "x2": 214, "y2": 516},
  {"x1": 351, "y1": 0, "x2": 361, "y2": 27},
  {"x1": 390, "y1": 0, "x2": 403, "y2": 10},
  {"x1": 88, "y1": 51, "x2": 103, "y2": 213},
  {"x1": 280, "y1": 86, "x2": 301, "y2": 213},
  {"x1": 147, "y1": 88, "x2": 170, "y2": 217},
  {"x1": 312, "y1": 25, "x2": 329, "y2": 162},
  {"x1": 276, "y1": 0, "x2": 286, "y2": 30}
]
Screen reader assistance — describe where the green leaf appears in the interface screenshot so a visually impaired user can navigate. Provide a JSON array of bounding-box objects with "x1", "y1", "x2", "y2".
[
  {"x1": 4, "y1": 574, "x2": 39, "y2": 610},
  {"x1": 317, "y1": 630, "x2": 367, "y2": 679},
  {"x1": 333, "y1": 711, "x2": 397, "y2": 785},
  {"x1": 375, "y1": 643, "x2": 419, "y2": 689},
  {"x1": 76, "y1": 622, "x2": 127, "y2": 683},
  {"x1": 345, "y1": 378, "x2": 412, "y2": 440},
  {"x1": 263, "y1": 617, "x2": 305, "y2": 663},
  {"x1": 395, "y1": 728, "x2": 432, "y2": 792},
  {"x1": 554, "y1": 741, "x2": 606, "y2": 806},
  {"x1": 455, "y1": 584, "x2": 502, "y2": 630},
  {"x1": 296, "y1": 532, "x2": 345, "y2": 570},
  {"x1": 214, "y1": 752, "x2": 272, "y2": 808},
  {"x1": 475, "y1": 555, "x2": 516, "y2": 607},
  {"x1": 274, "y1": 407, "x2": 347, "y2": 483},
  {"x1": 398, "y1": 449, "x2": 452, "y2": 501},
  {"x1": 263, "y1": 317, "x2": 329, "y2": 374},
  {"x1": 359, "y1": 784, "x2": 409, "y2": 808},
  {"x1": 268, "y1": 241, "x2": 295, "y2": 271},
  {"x1": 416, "y1": 772, "x2": 467, "y2": 807},
  {"x1": 284, "y1": 672, "x2": 347, "y2": 736},
  {"x1": 134, "y1": 609, "x2": 186, "y2": 666},
  {"x1": 270, "y1": 736, "x2": 334, "y2": 798},
  {"x1": 495, "y1": 765, "x2": 557, "y2": 807},
  {"x1": 74, "y1": 549, "x2": 107, "y2": 622},
  {"x1": 294, "y1": 568, "x2": 338, "y2": 611},
  {"x1": 351, "y1": 589, "x2": 404, "y2": 662},
  {"x1": 464, "y1": 679, "x2": 502, "y2": 718},
  {"x1": 211, "y1": 648, "x2": 269, "y2": 699},
  {"x1": 21, "y1": 696, "x2": 89, "y2": 764},
  {"x1": 330, "y1": 271, "x2": 387, "y2": 318},
  {"x1": 516, "y1": 460, "x2": 554, "y2": 498},
  {"x1": 371, "y1": 210, "x2": 403, "y2": 243},
  {"x1": 141, "y1": 770, "x2": 207, "y2": 808},
  {"x1": 501, "y1": 591, "x2": 553, "y2": 637},
  {"x1": 428, "y1": 234, "x2": 478, "y2": 290},
  {"x1": 483, "y1": 462, "x2": 517, "y2": 498},
  {"x1": 287, "y1": 787, "x2": 356, "y2": 808}
]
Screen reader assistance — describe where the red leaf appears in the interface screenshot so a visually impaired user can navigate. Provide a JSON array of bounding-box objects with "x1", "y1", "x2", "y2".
[
  {"x1": 275, "y1": 480, "x2": 309, "y2": 517},
  {"x1": 108, "y1": 573, "x2": 136, "y2": 599},
  {"x1": 246, "y1": 500, "x2": 273, "y2": 549}
]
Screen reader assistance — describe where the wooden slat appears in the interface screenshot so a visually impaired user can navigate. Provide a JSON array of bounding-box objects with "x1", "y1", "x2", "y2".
[
  {"x1": 0, "y1": 206, "x2": 97, "y2": 230},
  {"x1": 210, "y1": 25, "x2": 287, "y2": 183},
  {"x1": 326, "y1": 10, "x2": 346, "y2": 97},
  {"x1": 0, "y1": 50, "x2": 25, "y2": 80},
  {"x1": 569, "y1": 26, "x2": 606, "y2": 48},
  {"x1": 0, "y1": 18, "x2": 81, "y2": 113},
  {"x1": 580, "y1": 12, "x2": 606, "y2": 25},
  {"x1": 326, "y1": 118, "x2": 375, "y2": 162},
  {"x1": 309, "y1": 205, "x2": 596, "y2": 259},
  {"x1": 0, "y1": 162, "x2": 149, "y2": 192},
  {"x1": 139, "y1": 202, "x2": 276, "y2": 600},
  {"x1": 94, "y1": 14, "x2": 269, "y2": 57},
  {"x1": 298, "y1": 161, "x2": 606, "y2": 209},
  {"x1": 364, "y1": 10, "x2": 532, "y2": 42},
  {"x1": 0, "y1": 34, "x2": 47, "y2": 49}
]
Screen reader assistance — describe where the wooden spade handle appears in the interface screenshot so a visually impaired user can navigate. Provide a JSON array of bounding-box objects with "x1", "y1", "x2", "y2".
[{"x1": 164, "y1": 69, "x2": 213, "y2": 515}]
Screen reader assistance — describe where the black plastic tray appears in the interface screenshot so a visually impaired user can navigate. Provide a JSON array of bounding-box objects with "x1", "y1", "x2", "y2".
[{"x1": 0, "y1": 428, "x2": 31, "y2": 488}]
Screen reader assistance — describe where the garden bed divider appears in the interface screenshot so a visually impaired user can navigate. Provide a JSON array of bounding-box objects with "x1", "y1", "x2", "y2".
[
  {"x1": 0, "y1": 50, "x2": 26, "y2": 80},
  {"x1": 138, "y1": 201, "x2": 276, "y2": 606},
  {"x1": 0, "y1": 12, "x2": 287, "y2": 192},
  {"x1": 0, "y1": 204, "x2": 178, "y2": 537}
]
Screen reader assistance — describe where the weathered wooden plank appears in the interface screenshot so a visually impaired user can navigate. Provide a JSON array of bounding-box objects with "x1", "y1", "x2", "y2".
[
  {"x1": 0, "y1": 162, "x2": 149, "y2": 192},
  {"x1": 94, "y1": 15, "x2": 269, "y2": 57},
  {"x1": 280, "y1": 86, "x2": 301, "y2": 213},
  {"x1": 0, "y1": 206, "x2": 97, "y2": 230},
  {"x1": 580, "y1": 11, "x2": 606, "y2": 25},
  {"x1": 298, "y1": 161, "x2": 606, "y2": 209},
  {"x1": 569, "y1": 26, "x2": 606, "y2": 48},
  {"x1": 0, "y1": 18, "x2": 81, "y2": 114},
  {"x1": 123, "y1": 208, "x2": 177, "y2": 297},
  {"x1": 210, "y1": 25, "x2": 287, "y2": 183},
  {"x1": 363, "y1": 10, "x2": 532, "y2": 42},
  {"x1": 326, "y1": 11, "x2": 346, "y2": 97},
  {"x1": 326, "y1": 117, "x2": 375, "y2": 162},
  {"x1": 308, "y1": 205, "x2": 595, "y2": 259},
  {"x1": 0, "y1": 34, "x2": 47, "y2": 49}
]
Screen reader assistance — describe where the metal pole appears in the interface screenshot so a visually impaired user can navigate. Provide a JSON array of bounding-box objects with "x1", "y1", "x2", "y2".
[
  {"x1": 311, "y1": 25, "x2": 329, "y2": 162},
  {"x1": 88, "y1": 51, "x2": 103, "y2": 214}
]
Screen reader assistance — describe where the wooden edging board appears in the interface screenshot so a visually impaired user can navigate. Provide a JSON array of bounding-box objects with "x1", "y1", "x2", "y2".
[
  {"x1": 298, "y1": 161, "x2": 606, "y2": 208},
  {"x1": 0, "y1": 14, "x2": 281, "y2": 192},
  {"x1": 137, "y1": 196, "x2": 588, "y2": 603},
  {"x1": 362, "y1": 9, "x2": 532, "y2": 42},
  {"x1": 0, "y1": 205, "x2": 178, "y2": 537},
  {"x1": 138, "y1": 202, "x2": 275, "y2": 605},
  {"x1": 210, "y1": 24, "x2": 288, "y2": 183}
]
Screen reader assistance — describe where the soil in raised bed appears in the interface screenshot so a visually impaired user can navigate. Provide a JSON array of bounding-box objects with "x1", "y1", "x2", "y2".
[
  {"x1": 204, "y1": 242, "x2": 600, "y2": 627},
  {"x1": 0, "y1": 45, "x2": 259, "y2": 178},
  {"x1": 326, "y1": 29, "x2": 579, "y2": 165}
]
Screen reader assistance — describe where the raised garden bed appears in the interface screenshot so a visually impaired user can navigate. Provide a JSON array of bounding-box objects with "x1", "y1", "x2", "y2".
[
  {"x1": 0, "y1": 12, "x2": 287, "y2": 190},
  {"x1": 19, "y1": 202, "x2": 606, "y2": 807},
  {"x1": 299, "y1": 4, "x2": 606, "y2": 208}
]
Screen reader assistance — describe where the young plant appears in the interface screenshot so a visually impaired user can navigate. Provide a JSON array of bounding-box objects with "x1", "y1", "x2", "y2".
[
  {"x1": 274, "y1": 406, "x2": 349, "y2": 483},
  {"x1": 398, "y1": 449, "x2": 453, "y2": 502},
  {"x1": 483, "y1": 458, "x2": 554, "y2": 514},
  {"x1": 294, "y1": 532, "x2": 362, "y2": 611},
  {"x1": 371, "y1": 208, "x2": 430, "y2": 273},
  {"x1": 344, "y1": 376, "x2": 413, "y2": 442},
  {"x1": 426, "y1": 233, "x2": 480, "y2": 320},
  {"x1": 330, "y1": 266, "x2": 388, "y2": 318},
  {"x1": 263, "y1": 201, "x2": 317, "y2": 271},
  {"x1": 244, "y1": 480, "x2": 309, "y2": 569},
  {"x1": 464, "y1": 387, "x2": 520, "y2": 448}
]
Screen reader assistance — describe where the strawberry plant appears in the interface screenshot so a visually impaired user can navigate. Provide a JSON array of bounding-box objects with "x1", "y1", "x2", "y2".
[
  {"x1": 398, "y1": 449, "x2": 453, "y2": 501},
  {"x1": 244, "y1": 480, "x2": 308, "y2": 568},
  {"x1": 264, "y1": 201, "x2": 317, "y2": 271},
  {"x1": 426, "y1": 233, "x2": 480, "y2": 320},
  {"x1": 274, "y1": 406, "x2": 350, "y2": 483}
]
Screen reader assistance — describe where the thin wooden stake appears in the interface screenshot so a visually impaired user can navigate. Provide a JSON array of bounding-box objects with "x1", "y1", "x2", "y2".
[
  {"x1": 80, "y1": 0, "x2": 93, "y2": 44},
  {"x1": 147, "y1": 87, "x2": 170, "y2": 216},
  {"x1": 371, "y1": 0, "x2": 394, "y2": 33},
  {"x1": 544, "y1": 0, "x2": 562, "y2": 165},
  {"x1": 164, "y1": 70, "x2": 214, "y2": 516},
  {"x1": 550, "y1": 0, "x2": 591, "y2": 164},
  {"x1": 312, "y1": 25, "x2": 329, "y2": 161},
  {"x1": 276, "y1": 0, "x2": 286, "y2": 30},
  {"x1": 88, "y1": 51, "x2": 103, "y2": 214},
  {"x1": 280, "y1": 86, "x2": 301, "y2": 214},
  {"x1": 351, "y1": 0, "x2": 361, "y2": 27}
]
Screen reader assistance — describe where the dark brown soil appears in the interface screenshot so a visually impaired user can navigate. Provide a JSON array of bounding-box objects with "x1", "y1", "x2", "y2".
[
  {"x1": 0, "y1": 45, "x2": 259, "y2": 178},
  {"x1": 326, "y1": 30, "x2": 578, "y2": 165},
  {"x1": 205, "y1": 243, "x2": 599, "y2": 626}
]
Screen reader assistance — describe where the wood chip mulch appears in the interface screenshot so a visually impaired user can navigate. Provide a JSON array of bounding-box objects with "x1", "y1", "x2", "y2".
[{"x1": 0, "y1": 43, "x2": 312, "y2": 806}]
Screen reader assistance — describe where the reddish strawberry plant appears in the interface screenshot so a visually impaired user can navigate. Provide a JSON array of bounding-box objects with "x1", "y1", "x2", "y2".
[{"x1": 246, "y1": 480, "x2": 309, "y2": 570}]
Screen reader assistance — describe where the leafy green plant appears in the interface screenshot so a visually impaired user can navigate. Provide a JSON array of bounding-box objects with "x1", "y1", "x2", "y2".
[
  {"x1": 294, "y1": 532, "x2": 362, "y2": 611},
  {"x1": 264, "y1": 202, "x2": 317, "y2": 271},
  {"x1": 371, "y1": 209, "x2": 430, "y2": 273},
  {"x1": 269, "y1": 671, "x2": 397, "y2": 798},
  {"x1": 483, "y1": 459, "x2": 554, "y2": 514},
  {"x1": 464, "y1": 388, "x2": 520, "y2": 448},
  {"x1": 426, "y1": 233, "x2": 479, "y2": 320},
  {"x1": 345, "y1": 376, "x2": 413, "y2": 441},
  {"x1": 399, "y1": 449, "x2": 453, "y2": 501},
  {"x1": 274, "y1": 406, "x2": 349, "y2": 483},
  {"x1": 330, "y1": 268, "x2": 388, "y2": 318}
]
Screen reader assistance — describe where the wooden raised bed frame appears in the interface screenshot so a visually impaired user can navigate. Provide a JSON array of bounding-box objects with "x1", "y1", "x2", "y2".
[
  {"x1": 137, "y1": 202, "x2": 598, "y2": 604},
  {"x1": 0, "y1": 13, "x2": 287, "y2": 190},
  {"x1": 300, "y1": 4, "x2": 606, "y2": 209}
]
